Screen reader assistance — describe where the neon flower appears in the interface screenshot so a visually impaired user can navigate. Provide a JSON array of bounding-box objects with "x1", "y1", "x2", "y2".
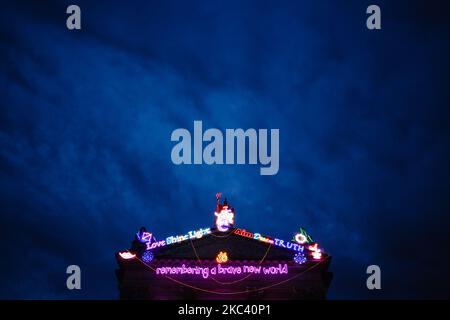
[
  {"x1": 294, "y1": 233, "x2": 307, "y2": 244},
  {"x1": 215, "y1": 208, "x2": 234, "y2": 232},
  {"x1": 293, "y1": 227, "x2": 313, "y2": 244},
  {"x1": 308, "y1": 243, "x2": 322, "y2": 260},
  {"x1": 216, "y1": 251, "x2": 228, "y2": 264},
  {"x1": 119, "y1": 251, "x2": 136, "y2": 260}
]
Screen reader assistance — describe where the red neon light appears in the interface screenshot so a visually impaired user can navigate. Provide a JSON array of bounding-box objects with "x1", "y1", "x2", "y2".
[
  {"x1": 234, "y1": 228, "x2": 254, "y2": 238},
  {"x1": 308, "y1": 243, "x2": 322, "y2": 260}
]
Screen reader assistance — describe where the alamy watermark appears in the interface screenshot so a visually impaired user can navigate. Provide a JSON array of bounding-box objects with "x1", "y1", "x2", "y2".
[
  {"x1": 66, "y1": 5, "x2": 81, "y2": 30},
  {"x1": 366, "y1": 265, "x2": 381, "y2": 290},
  {"x1": 66, "y1": 4, "x2": 381, "y2": 32},
  {"x1": 170, "y1": 121, "x2": 279, "y2": 175},
  {"x1": 366, "y1": 5, "x2": 381, "y2": 30},
  {"x1": 66, "y1": 265, "x2": 81, "y2": 290}
]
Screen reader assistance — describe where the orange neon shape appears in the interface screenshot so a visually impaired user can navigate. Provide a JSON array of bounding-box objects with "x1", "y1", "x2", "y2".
[{"x1": 216, "y1": 251, "x2": 228, "y2": 264}]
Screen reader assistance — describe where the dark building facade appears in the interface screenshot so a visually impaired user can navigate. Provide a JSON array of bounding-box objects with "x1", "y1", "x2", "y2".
[{"x1": 116, "y1": 195, "x2": 332, "y2": 299}]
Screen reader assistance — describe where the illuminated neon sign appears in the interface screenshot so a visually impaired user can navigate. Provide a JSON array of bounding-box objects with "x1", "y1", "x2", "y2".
[
  {"x1": 294, "y1": 233, "x2": 307, "y2": 244},
  {"x1": 137, "y1": 231, "x2": 154, "y2": 244},
  {"x1": 216, "y1": 251, "x2": 228, "y2": 264},
  {"x1": 215, "y1": 207, "x2": 234, "y2": 232},
  {"x1": 293, "y1": 227, "x2": 313, "y2": 244},
  {"x1": 118, "y1": 251, "x2": 136, "y2": 260},
  {"x1": 142, "y1": 250, "x2": 154, "y2": 263},
  {"x1": 155, "y1": 263, "x2": 288, "y2": 279},
  {"x1": 293, "y1": 252, "x2": 307, "y2": 264},
  {"x1": 308, "y1": 243, "x2": 322, "y2": 260},
  {"x1": 214, "y1": 194, "x2": 235, "y2": 232},
  {"x1": 146, "y1": 227, "x2": 211, "y2": 250},
  {"x1": 233, "y1": 228, "x2": 305, "y2": 252}
]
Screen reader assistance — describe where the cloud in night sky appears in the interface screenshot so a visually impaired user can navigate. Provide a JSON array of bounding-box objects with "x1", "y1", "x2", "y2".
[{"x1": 1, "y1": 0, "x2": 450, "y2": 299}]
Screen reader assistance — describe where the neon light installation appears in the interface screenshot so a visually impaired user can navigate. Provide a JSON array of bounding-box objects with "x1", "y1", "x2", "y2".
[
  {"x1": 142, "y1": 250, "x2": 154, "y2": 263},
  {"x1": 155, "y1": 263, "x2": 289, "y2": 279},
  {"x1": 137, "y1": 231, "x2": 154, "y2": 244},
  {"x1": 293, "y1": 252, "x2": 307, "y2": 265},
  {"x1": 215, "y1": 208, "x2": 234, "y2": 232},
  {"x1": 134, "y1": 195, "x2": 322, "y2": 260},
  {"x1": 214, "y1": 193, "x2": 235, "y2": 232},
  {"x1": 311, "y1": 251, "x2": 322, "y2": 260},
  {"x1": 136, "y1": 227, "x2": 157, "y2": 251},
  {"x1": 308, "y1": 243, "x2": 322, "y2": 260},
  {"x1": 216, "y1": 251, "x2": 228, "y2": 264},
  {"x1": 119, "y1": 251, "x2": 136, "y2": 260},
  {"x1": 294, "y1": 233, "x2": 307, "y2": 244},
  {"x1": 233, "y1": 228, "x2": 305, "y2": 252},
  {"x1": 293, "y1": 227, "x2": 313, "y2": 244},
  {"x1": 146, "y1": 227, "x2": 211, "y2": 250}
]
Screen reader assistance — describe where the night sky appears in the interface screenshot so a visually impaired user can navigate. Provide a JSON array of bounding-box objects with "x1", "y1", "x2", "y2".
[{"x1": 1, "y1": 0, "x2": 450, "y2": 299}]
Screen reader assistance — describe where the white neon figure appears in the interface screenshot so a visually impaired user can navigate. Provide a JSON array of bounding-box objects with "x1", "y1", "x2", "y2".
[
  {"x1": 118, "y1": 251, "x2": 136, "y2": 260},
  {"x1": 215, "y1": 208, "x2": 234, "y2": 232}
]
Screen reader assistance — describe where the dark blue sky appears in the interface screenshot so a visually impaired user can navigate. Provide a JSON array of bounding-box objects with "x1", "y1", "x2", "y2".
[{"x1": 1, "y1": 0, "x2": 449, "y2": 299}]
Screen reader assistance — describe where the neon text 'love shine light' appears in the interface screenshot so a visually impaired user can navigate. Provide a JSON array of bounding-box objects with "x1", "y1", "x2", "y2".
[{"x1": 146, "y1": 227, "x2": 211, "y2": 250}]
